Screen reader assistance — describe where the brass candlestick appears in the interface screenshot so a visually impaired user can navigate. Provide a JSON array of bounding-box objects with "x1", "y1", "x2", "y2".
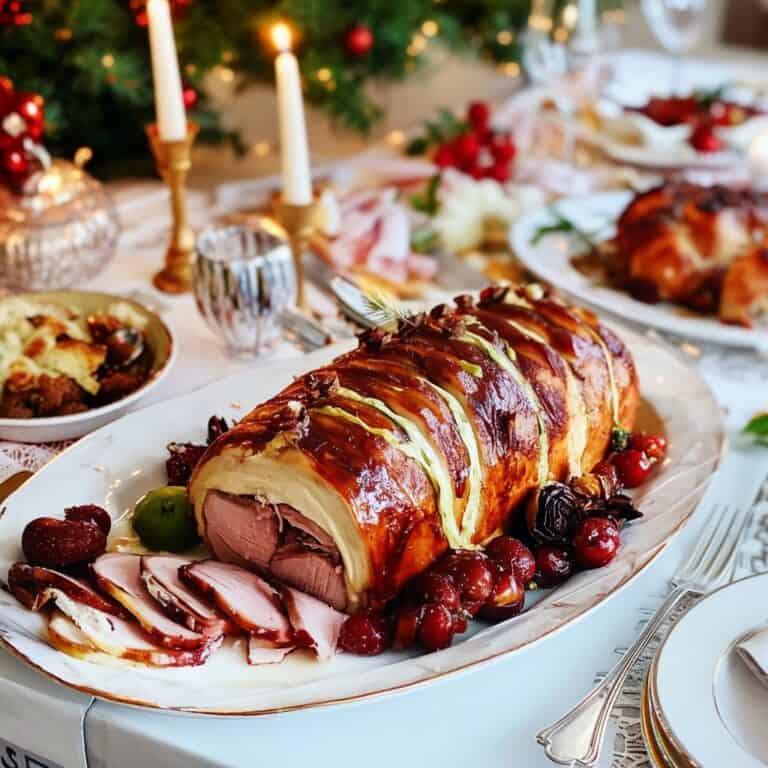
[
  {"x1": 274, "y1": 196, "x2": 319, "y2": 309},
  {"x1": 145, "y1": 122, "x2": 199, "y2": 294}
]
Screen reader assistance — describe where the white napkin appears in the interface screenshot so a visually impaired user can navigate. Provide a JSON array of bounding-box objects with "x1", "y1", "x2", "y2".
[{"x1": 737, "y1": 626, "x2": 768, "y2": 688}]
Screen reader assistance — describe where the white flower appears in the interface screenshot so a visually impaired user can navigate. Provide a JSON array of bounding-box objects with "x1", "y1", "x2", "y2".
[{"x1": 432, "y1": 169, "x2": 546, "y2": 253}]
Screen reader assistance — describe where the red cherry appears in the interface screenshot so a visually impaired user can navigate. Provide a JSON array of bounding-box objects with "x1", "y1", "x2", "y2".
[
  {"x1": 611, "y1": 449, "x2": 652, "y2": 488},
  {"x1": 690, "y1": 123, "x2": 722, "y2": 153},
  {"x1": 467, "y1": 100, "x2": 491, "y2": 131},
  {"x1": 628, "y1": 432, "x2": 667, "y2": 463},
  {"x1": 393, "y1": 604, "x2": 423, "y2": 650},
  {"x1": 485, "y1": 536, "x2": 535, "y2": 585},
  {"x1": 534, "y1": 546, "x2": 574, "y2": 587},
  {"x1": 436, "y1": 550, "x2": 495, "y2": 604},
  {"x1": 409, "y1": 572, "x2": 460, "y2": 614},
  {"x1": 15, "y1": 92, "x2": 43, "y2": 126},
  {"x1": 468, "y1": 163, "x2": 486, "y2": 180},
  {"x1": 480, "y1": 570, "x2": 525, "y2": 621},
  {"x1": 344, "y1": 25, "x2": 374, "y2": 57},
  {"x1": 487, "y1": 162, "x2": 511, "y2": 183},
  {"x1": 592, "y1": 459, "x2": 623, "y2": 495},
  {"x1": 573, "y1": 517, "x2": 620, "y2": 569},
  {"x1": 453, "y1": 613, "x2": 468, "y2": 634},
  {"x1": 2, "y1": 148, "x2": 27, "y2": 175},
  {"x1": 490, "y1": 134, "x2": 516, "y2": 163},
  {"x1": 338, "y1": 612, "x2": 391, "y2": 655},
  {"x1": 418, "y1": 603, "x2": 455, "y2": 650},
  {"x1": 433, "y1": 143, "x2": 456, "y2": 168},
  {"x1": 453, "y1": 132, "x2": 480, "y2": 167}
]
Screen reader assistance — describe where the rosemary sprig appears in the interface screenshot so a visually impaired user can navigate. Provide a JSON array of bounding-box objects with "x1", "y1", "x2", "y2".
[
  {"x1": 359, "y1": 286, "x2": 412, "y2": 329},
  {"x1": 745, "y1": 413, "x2": 768, "y2": 446},
  {"x1": 531, "y1": 208, "x2": 600, "y2": 252}
]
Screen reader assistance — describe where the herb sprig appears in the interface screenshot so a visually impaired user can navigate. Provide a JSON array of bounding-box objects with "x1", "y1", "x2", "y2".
[{"x1": 531, "y1": 209, "x2": 601, "y2": 252}]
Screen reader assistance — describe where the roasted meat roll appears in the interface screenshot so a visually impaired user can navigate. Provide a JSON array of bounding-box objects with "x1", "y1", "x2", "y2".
[
  {"x1": 189, "y1": 286, "x2": 639, "y2": 612},
  {"x1": 614, "y1": 183, "x2": 768, "y2": 326}
]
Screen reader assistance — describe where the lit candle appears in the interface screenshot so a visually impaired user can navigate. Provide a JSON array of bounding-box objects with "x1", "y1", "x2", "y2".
[
  {"x1": 272, "y1": 23, "x2": 313, "y2": 205},
  {"x1": 147, "y1": 0, "x2": 187, "y2": 142}
]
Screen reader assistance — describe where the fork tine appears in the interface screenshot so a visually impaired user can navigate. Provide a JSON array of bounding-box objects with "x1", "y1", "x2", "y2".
[
  {"x1": 704, "y1": 508, "x2": 753, "y2": 589},
  {"x1": 687, "y1": 505, "x2": 742, "y2": 585},
  {"x1": 676, "y1": 504, "x2": 725, "y2": 583}
]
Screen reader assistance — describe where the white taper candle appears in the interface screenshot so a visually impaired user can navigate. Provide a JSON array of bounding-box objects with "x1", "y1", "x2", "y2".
[
  {"x1": 272, "y1": 24, "x2": 313, "y2": 206},
  {"x1": 147, "y1": 0, "x2": 187, "y2": 142}
]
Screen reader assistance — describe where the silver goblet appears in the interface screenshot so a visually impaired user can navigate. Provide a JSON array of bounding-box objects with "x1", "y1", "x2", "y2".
[{"x1": 193, "y1": 223, "x2": 297, "y2": 355}]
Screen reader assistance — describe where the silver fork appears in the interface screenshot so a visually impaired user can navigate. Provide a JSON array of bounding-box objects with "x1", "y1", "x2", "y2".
[{"x1": 537, "y1": 503, "x2": 754, "y2": 767}]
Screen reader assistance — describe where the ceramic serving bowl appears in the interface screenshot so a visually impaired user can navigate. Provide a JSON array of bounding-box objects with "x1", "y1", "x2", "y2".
[{"x1": 0, "y1": 291, "x2": 175, "y2": 443}]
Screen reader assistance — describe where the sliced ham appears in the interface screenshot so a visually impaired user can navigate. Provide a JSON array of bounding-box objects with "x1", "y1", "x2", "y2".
[
  {"x1": 140, "y1": 555, "x2": 230, "y2": 637},
  {"x1": 93, "y1": 553, "x2": 210, "y2": 650},
  {"x1": 203, "y1": 491, "x2": 279, "y2": 569},
  {"x1": 7, "y1": 563, "x2": 125, "y2": 616},
  {"x1": 270, "y1": 544, "x2": 347, "y2": 612},
  {"x1": 48, "y1": 609, "x2": 218, "y2": 668},
  {"x1": 247, "y1": 637, "x2": 294, "y2": 666},
  {"x1": 180, "y1": 560, "x2": 293, "y2": 645},
  {"x1": 280, "y1": 586, "x2": 345, "y2": 662}
]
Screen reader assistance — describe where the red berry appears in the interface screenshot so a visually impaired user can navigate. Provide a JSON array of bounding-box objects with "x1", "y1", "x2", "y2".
[
  {"x1": 485, "y1": 536, "x2": 535, "y2": 585},
  {"x1": 611, "y1": 449, "x2": 652, "y2": 488},
  {"x1": 433, "y1": 143, "x2": 456, "y2": 168},
  {"x1": 437, "y1": 550, "x2": 494, "y2": 604},
  {"x1": 453, "y1": 613, "x2": 468, "y2": 634},
  {"x1": 393, "y1": 604, "x2": 423, "y2": 650},
  {"x1": 690, "y1": 123, "x2": 722, "y2": 153},
  {"x1": 453, "y1": 132, "x2": 480, "y2": 167},
  {"x1": 460, "y1": 599, "x2": 484, "y2": 618},
  {"x1": 628, "y1": 432, "x2": 667, "y2": 463},
  {"x1": 480, "y1": 570, "x2": 525, "y2": 621},
  {"x1": 490, "y1": 134, "x2": 516, "y2": 163},
  {"x1": 418, "y1": 603, "x2": 455, "y2": 650},
  {"x1": 468, "y1": 163, "x2": 486, "y2": 180},
  {"x1": 573, "y1": 517, "x2": 620, "y2": 569},
  {"x1": 15, "y1": 92, "x2": 43, "y2": 126},
  {"x1": 409, "y1": 572, "x2": 460, "y2": 613},
  {"x1": 488, "y1": 162, "x2": 510, "y2": 183},
  {"x1": 2, "y1": 148, "x2": 27, "y2": 175},
  {"x1": 467, "y1": 101, "x2": 491, "y2": 131},
  {"x1": 534, "y1": 546, "x2": 574, "y2": 586},
  {"x1": 339, "y1": 612, "x2": 390, "y2": 655}
]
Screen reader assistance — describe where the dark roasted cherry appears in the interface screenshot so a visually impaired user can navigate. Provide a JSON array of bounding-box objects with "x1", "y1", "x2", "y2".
[
  {"x1": 339, "y1": 612, "x2": 391, "y2": 656},
  {"x1": 534, "y1": 546, "x2": 574, "y2": 587},
  {"x1": 409, "y1": 572, "x2": 460, "y2": 614},
  {"x1": 480, "y1": 570, "x2": 525, "y2": 621},
  {"x1": 436, "y1": 550, "x2": 494, "y2": 604},
  {"x1": 165, "y1": 442, "x2": 207, "y2": 486},
  {"x1": 418, "y1": 603, "x2": 455, "y2": 651},
  {"x1": 393, "y1": 604, "x2": 423, "y2": 650},
  {"x1": 573, "y1": 517, "x2": 620, "y2": 569},
  {"x1": 65, "y1": 504, "x2": 111, "y2": 535},
  {"x1": 611, "y1": 449, "x2": 652, "y2": 488},
  {"x1": 207, "y1": 415, "x2": 229, "y2": 444},
  {"x1": 485, "y1": 536, "x2": 535, "y2": 585},
  {"x1": 628, "y1": 432, "x2": 667, "y2": 463}
]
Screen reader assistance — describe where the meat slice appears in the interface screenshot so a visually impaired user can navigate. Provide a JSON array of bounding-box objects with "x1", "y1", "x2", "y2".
[
  {"x1": 280, "y1": 587, "x2": 345, "y2": 662},
  {"x1": 93, "y1": 553, "x2": 210, "y2": 649},
  {"x1": 203, "y1": 491, "x2": 279, "y2": 569},
  {"x1": 140, "y1": 555, "x2": 230, "y2": 637},
  {"x1": 7, "y1": 563, "x2": 124, "y2": 616},
  {"x1": 180, "y1": 560, "x2": 293, "y2": 645},
  {"x1": 47, "y1": 609, "x2": 218, "y2": 668},
  {"x1": 270, "y1": 544, "x2": 347, "y2": 612},
  {"x1": 247, "y1": 637, "x2": 294, "y2": 666}
]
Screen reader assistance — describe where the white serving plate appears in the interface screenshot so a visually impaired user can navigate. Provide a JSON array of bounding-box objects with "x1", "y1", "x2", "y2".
[
  {"x1": 652, "y1": 573, "x2": 768, "y2": 768},
  {"x1": 511, "y1": 191, "x2": 768, "y2": 352},
  {"x1": 0, "y1": 332, "x2": 722, "y2": 715},
  {"x1": 0, "y1": 291, "x2": 176, "y2": 443}
]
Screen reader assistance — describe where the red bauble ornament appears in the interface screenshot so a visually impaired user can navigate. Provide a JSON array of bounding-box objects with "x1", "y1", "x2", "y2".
[
  {"x1": 0, "y1": 77, "x2": 45, "y2": 189},
  {"x1": 344, "y1": 25, "x2": 374, "y2": 57},
  {"x1": 15, "y1": 91, "x2": 44, "y2": 126},
  {"x1": 0, "y1": 0, "x2": 32, "y2": 26},
  {"x1": 2, "y1": 147, "x2": 28, "y2": 175},
  {"x1": 182, "y1": 84, "x2": 198, "y2": 110},
  {"x1": 130, "y1": 0, "x2": 192, "y2": 27}
]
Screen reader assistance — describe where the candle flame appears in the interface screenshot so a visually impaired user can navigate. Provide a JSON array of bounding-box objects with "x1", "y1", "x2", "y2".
[{"x1": 272, "y1": 23, "x2": 292, "y2": 52}]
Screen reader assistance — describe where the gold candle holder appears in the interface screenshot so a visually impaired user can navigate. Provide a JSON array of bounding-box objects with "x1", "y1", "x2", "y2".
[
  {"x1": 145, "y1": 122, "x2": 199, "y2": 294},
  {"x1": 274, "y1": 196, "x2": 319, "y2": 309}
]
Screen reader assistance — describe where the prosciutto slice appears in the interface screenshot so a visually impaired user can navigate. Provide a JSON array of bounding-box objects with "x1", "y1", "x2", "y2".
[
  {"x1": 140, "y1": 555, "x2": 229, "y2": 637},
  {"x1": 180, "y1": 560, "x2": 293, "y2": 645},
  {"x1": 93, "y1": 553, "x2": 210, "y2": 650},
  {"x1": 280, "y1": 587, "x2": 344, "y2": 662},
  {"x1": 47, "y1": 609, "x2": 218, "y2": 668}
]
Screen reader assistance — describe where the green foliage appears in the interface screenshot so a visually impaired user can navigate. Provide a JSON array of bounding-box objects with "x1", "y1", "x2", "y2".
[
  {"x1": 1, "y1": 0, "x2": 546, "y2": 176},
  {"x1": 745, "y1": 413, "x2": 768, "y2": 447}
]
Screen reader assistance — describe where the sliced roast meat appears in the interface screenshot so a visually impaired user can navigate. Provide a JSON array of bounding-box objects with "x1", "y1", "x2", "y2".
[
  {"x1": 48, "y1": 609, "x2": 219, "y2": 668},
  {"x1": 203, "y1": 491, "x2": 279, "y2": 569},
  {"x1": 140, "y1": 555, "x2": 230, "y2": 637},
  {"x1": 93, "y1": 553, "x2": 211, "y2": 649},
  {"x1": 280, "y1": 586, "x2": 345, "y2": 662},
  {"x1": 7, "y1": 563, "x2": 125, "y2": 616},
  {"x1": 180, "y1": 560, "x2": 293, "y2": 645},
  {"x1": 270, "y1": 544, "x2": 347, "y2": 612},
  {"x1": 247, "y1": 637, "x2": 295, "y2": 666},
  {"x1": 276, "y1": 506, "x2": 337, "y2": 555}
]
